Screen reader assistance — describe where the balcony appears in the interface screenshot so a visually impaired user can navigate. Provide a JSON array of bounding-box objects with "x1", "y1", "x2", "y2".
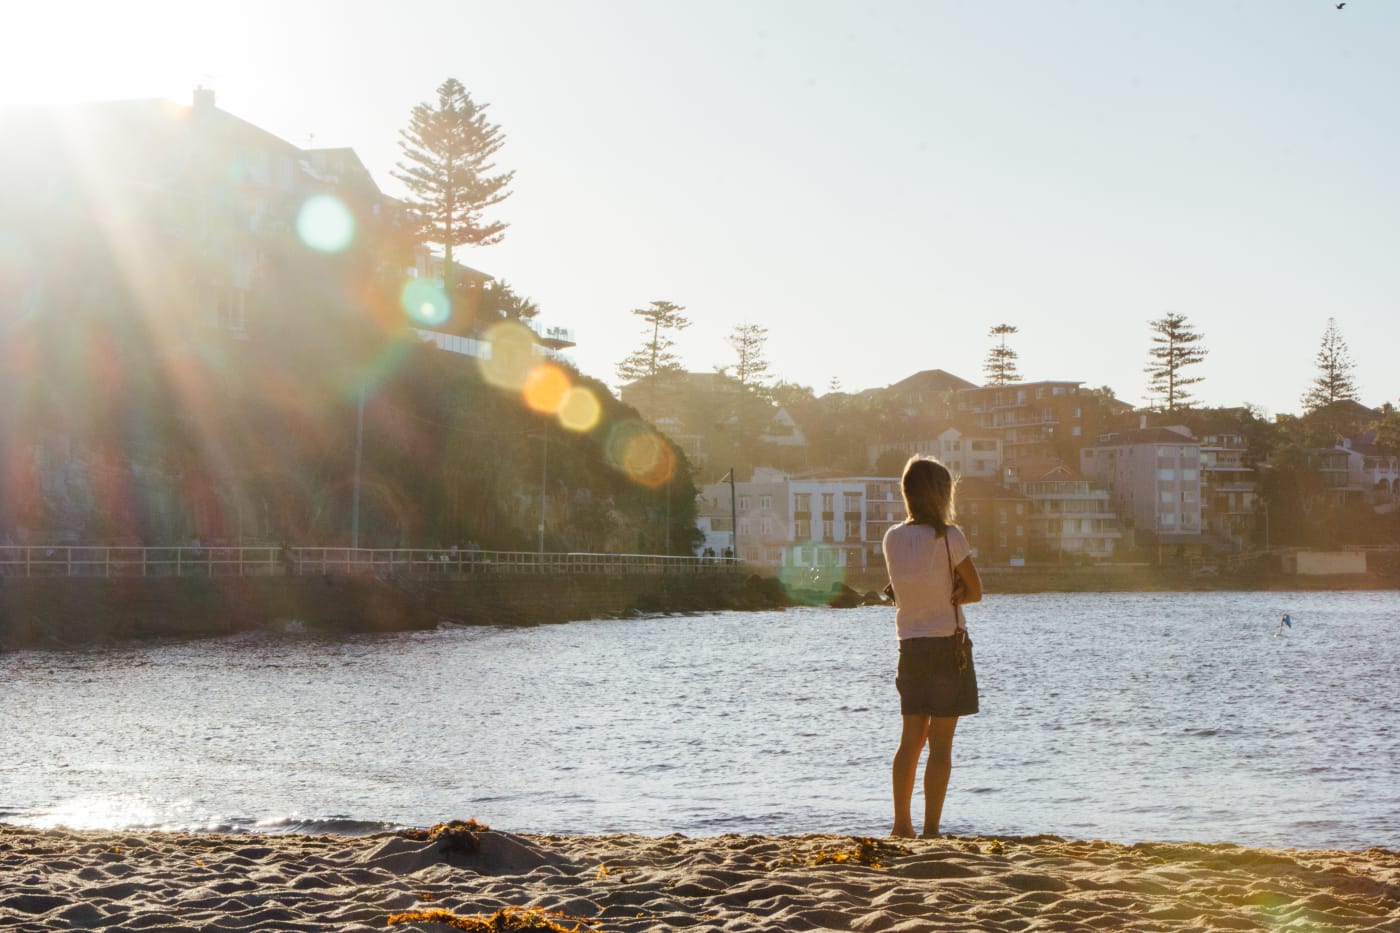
[{"x1": 531, "y1": 324, "x2": 576, "y2": 349}]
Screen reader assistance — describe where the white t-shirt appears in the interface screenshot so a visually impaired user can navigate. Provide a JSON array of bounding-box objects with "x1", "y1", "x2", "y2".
[{"x1": 882, "y1": 523, "x2": 971, "y2": 640}]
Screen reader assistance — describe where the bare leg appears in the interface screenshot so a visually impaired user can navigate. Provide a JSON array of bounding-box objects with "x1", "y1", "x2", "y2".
[
  {"x1": 921, "y1": 716, "x2": 959, "y2": 837},
  {"x1": 891, "y1": 714, "x2": 931, "y2": 837}
]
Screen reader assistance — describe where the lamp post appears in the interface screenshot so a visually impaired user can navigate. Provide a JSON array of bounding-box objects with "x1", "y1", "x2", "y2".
[
  {"x1": 726, "y1": 467, "x2": 738, "y2": 560},
  {"x1": 536, "y1": 434, "x2": 548, "y2": 554},
  {"x1": 351, "y1": 384, "x2": 365, "y2": 549}
]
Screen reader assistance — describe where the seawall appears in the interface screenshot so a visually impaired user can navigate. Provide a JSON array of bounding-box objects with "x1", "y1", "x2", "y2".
[{"x1": 0, "y1": 570, "x2": 805, "y2": 650}]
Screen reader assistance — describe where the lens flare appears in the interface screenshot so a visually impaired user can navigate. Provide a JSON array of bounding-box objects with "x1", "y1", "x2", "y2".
[
  {"x1": 295, "y1": 194, "x2": 355, "y2": 253},
  {"x1": 558, "y1": 386, "x2": 602, "y2": 432},
  {"x1": 606, "y1": 420, "x2": 675, "y2": 487},
  {"x1": 523, "y1": 364, "x2": 570, "y2": 414},
  {"x1": 779, "y1": 549, "x2": 847, "y2": 605},
  {"x1": 477, "y1": 320, "x2": 537, "y2": 391},
  {"x1": 400, "y1": 279, "x2": 450, "y2": 326}
]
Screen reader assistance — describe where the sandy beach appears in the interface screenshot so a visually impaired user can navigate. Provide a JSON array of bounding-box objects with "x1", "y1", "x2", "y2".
[{"x1": 1, "y1": 821, "x2": 1396, "y2": 932}]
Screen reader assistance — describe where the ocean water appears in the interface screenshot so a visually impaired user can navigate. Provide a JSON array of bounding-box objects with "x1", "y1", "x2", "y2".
[{"x1": 1, "y1": 591, "x2": 1396, "y2": 850}]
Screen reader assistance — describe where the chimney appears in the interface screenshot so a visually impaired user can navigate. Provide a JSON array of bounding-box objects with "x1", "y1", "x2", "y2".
[{"x1": 193, "y1": 86, "x2": 215, "y2": 110}]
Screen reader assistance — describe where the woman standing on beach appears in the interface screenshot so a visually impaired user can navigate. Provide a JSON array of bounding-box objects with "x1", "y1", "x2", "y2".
[{"x1": 882, "y1": 456, "x2": 983, "y2": 838}]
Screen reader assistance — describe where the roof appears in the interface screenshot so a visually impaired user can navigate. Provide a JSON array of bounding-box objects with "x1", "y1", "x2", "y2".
[
  {"x1": 1012, "y1": 458, "x2": 1081, "y2": 482},
  {"x1": 956, "y1": 477, "x2": 1028, "y2": 501},
  {"x1": 884, "y1": 369, "x2": 980, "y2": 395},
  {"x1": 1086, "y1": 427, "x2": 1200, "y2": 448}
]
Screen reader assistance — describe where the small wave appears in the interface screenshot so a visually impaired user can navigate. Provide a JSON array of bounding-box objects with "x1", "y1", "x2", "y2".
[{"x1": 254, "y1": 816, "x2": 403, "y2": 836}]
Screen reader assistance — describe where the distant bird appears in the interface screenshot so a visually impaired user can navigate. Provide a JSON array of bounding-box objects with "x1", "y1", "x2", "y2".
[{"x1": 1336, "y1": 2, "x2": 1345, "y2": 9}]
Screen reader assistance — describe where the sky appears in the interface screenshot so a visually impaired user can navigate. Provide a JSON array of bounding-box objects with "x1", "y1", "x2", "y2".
[{"x1": 3, "y1": 0, "x2": 1397, "y2": 417}]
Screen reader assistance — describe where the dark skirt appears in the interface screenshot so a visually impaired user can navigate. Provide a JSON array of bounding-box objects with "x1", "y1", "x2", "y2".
[{"x1": 896, "y1": 634, "x2": 979, "y2": 717}]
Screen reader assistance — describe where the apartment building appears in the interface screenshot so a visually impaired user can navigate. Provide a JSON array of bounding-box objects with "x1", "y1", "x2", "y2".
[
  {"x1": 1080, "y1": 427, "x2": 1205, "y2": 549},
  {"x1": 866, "y1": 427, "x2": 1003, "y2": 478},
  {"x1": 1340, "y1": 434, "x2": 1400, "y2": 506},
  {"x1": 956, "y1": 381, "x2": 1091, "y2": 465},
  {"x1": 697, "y1": 470, "x2": 918, "y2": 570},
  {"x1": 956, "y1": 478, "x2": 1031, "y2": 565},
  {"x1": 1199, "y1": 433, "x2": 1258, "y2": 550},
  {"x1": 788, "y1": 477, "x2": 870, "y2": 570},
  {"x1": 1010, "y1": 463, "x2": 1123, "y2": 560},
  {"x1": 694, "y1": 467, "x2": 791, "y2": 565}
]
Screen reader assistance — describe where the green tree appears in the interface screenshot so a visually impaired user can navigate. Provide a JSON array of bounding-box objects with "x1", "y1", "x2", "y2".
[
  {"x1": 481, "y1": 279, "x2": 539, "y2": 322},
  {"x1": 1301, "y1": 317, "x2": 1359, "y2": 412},
  {"x1": 724, "y1": 323, "x2": 771, "y2": 392},
  {"x1": 875, "y1": 448, "x2": 911, "y2": 477},
  {"x1": 1373, "y1": 408, "x2": 1400, "y2": 457},
  {"x1": 768, "y1": 380, "x2": 816, "y2": 409},
  {"x1": 616, "y1": 300, "x2": 691, "y2": 384},
  {"x1": 393, "y1": 78, "x2": 514, "y2": 295},
  {"x1": 983, "y1": 323, "x2": 1020, "y2": 385},
  {"x1": 1145, "y1": 312, "x2": 1207, "y2": 411}
]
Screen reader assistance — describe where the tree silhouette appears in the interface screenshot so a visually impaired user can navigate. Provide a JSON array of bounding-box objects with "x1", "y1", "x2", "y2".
[
  {"x1": 724, "y1": 323, "x2": 771, "y2": 392},
  {"x1": 616, "y1": 300, "x2": 691, "y2": 384},
  {"x1": 983, "y1": 323, "x2": 1020, "y2": 385},
  {"x1": 1144, "y1": 313, "x2": 1207, "y2": 411},
  {"x1": 1301, "y1": 318, "x2": 1359, "y2": 412},
  {"x1": 393, "y1": 78, "x2": 514, "y2": 296}
]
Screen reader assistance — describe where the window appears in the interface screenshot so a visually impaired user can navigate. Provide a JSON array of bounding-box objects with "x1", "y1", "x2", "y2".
[
  {"x1": 999, "y1": 509, "x2": 1008, "y2": 524},
  {"x1": 1158, "y1": 469, "x2": 1177, "y2": 481},
  {"x1": 1161, "y1": 490, "x2": 1175, "y2": 503},
  {"x1": 822, "y1": 520, "x2": 834, "y2": 539},
  {"x1": 1182, "y1": 469, "x2": 1198, "y2": 481},
  {"x1": 1072, "y1": 407, "x2": 1082, "y2": 418},
  {"x1": 1071, "y1": 426, "x2": 1081, "y2": 437},
  {"x1": 738, "y1": 520, "x2": 751, "y2": 536},
  {"x1": 794, "y1": 494, "x2": 811, "y2": 513},
  {"x1": 1015, "y1": 524, "x2": 1024, "y2": 537},
  {"x1": 821, "y1": 493, "x2": 834, "y2": 512},
  {"x1": 738, "y1": 495, "x2": 751, "y2": 511},
  {"x1": 760, "y1": 495, "x2": 772, "y2": 510},
  {"x1": 970, "y1": 502, "x2": 979, "y2": 514},
  {"x1": 794, "y1": 519, "x2": 810, "y2": 538},
  {"x1": 846, "y1": 520, "x2": 860, "y2": 538},
  {"x1": 761, "y1": 519, "x2": 773, "y2": 536},
  {"x1": 999, "y1": 533, "x2": 1008, "y2": 548},
  {"x1": 1015, "y1": 503, "x2": 1025, "y2": 515},
  {"x1": 1160, "y1": 513, "x2": 1178, "y2": 526},
  {"x1": 844, "y1": 493, "x2": 861, "y2": 512}
]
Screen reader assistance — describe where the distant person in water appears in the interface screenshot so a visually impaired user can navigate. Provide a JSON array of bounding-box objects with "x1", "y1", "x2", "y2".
[{"x1": 882, "y1": 456, "x2": 983, "y2": 838}]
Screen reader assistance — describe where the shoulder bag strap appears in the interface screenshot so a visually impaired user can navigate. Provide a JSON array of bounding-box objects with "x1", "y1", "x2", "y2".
[{"x1": 945, "y1": 531, "x2": 964, "y2": 633}]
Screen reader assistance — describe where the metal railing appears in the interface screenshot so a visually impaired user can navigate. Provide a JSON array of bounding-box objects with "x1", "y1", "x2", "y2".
[{"x1": 0, "y1": 546, "x2": 741, "y2": 579}]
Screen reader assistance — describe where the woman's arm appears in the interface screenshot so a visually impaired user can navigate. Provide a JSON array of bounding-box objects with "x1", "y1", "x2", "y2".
[{"x1": 952, "y1": 557, "x2": 983, "y2": 605}]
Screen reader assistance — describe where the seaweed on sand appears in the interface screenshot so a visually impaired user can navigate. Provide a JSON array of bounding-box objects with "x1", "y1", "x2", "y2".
[
  {"x1": 386, "y1": 906, "x2": 600, "y2": 931},
  {"x1": 397, "y1": 819, "x2": 490, "y2": 857},
  {"x1": 790, "y1": 836, "x2": 911, "y2": 870}
]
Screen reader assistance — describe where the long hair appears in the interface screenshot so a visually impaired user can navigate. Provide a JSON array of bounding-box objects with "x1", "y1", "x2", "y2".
[{"x1": 901, "y1": 456, "x2": 957, "y2": 534}]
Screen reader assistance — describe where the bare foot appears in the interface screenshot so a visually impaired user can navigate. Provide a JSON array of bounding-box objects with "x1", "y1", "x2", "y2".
[
  {"x1": 919, "y1": 830, "x2": 942, "y2": 839},
  {"x1": 890, "y1": 824, "x2": 916, "y2": 838}
]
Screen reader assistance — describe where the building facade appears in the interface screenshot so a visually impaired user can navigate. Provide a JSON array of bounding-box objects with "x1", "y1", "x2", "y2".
[
  {"x1": 1198, "y1": 432, "x2": 1258, "y2": 550},
  {"x1": 956, "y1": 478, "x2": 1031, "y2": 565},
  {"x1": 1080, "y1": 427, "x2": 1205, "y2": 550}
]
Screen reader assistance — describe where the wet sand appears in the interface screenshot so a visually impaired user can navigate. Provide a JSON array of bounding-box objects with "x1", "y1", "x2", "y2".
[{"x1": 1, "y1": 821, "x2": 1396, "y2": 931}]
